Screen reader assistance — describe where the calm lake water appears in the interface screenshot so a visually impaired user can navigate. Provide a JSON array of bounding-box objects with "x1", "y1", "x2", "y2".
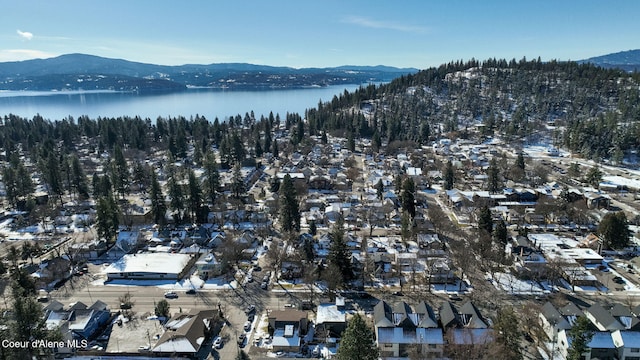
[{"x1": 0, "y1": 84, "x2": 363, "y2": 121}]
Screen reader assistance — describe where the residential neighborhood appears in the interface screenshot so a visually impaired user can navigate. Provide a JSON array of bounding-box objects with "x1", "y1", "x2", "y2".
[
  {"x1": 1, "y1": 115, "x2": 640, "y2": 360},
  {"x1": 2, "y1": 60, "x2": 640, "y2": 360}
]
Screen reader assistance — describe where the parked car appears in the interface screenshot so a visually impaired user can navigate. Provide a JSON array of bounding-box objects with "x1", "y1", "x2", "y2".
[
  {"x1": 261, "y1": 282, "x2": 268, "y2": 290},
  {"x1": 213, "y1": 336, "x2": 223, "y2": 349},
  {"x1": 237, "y1": 333, "x2": 246, "y2": 346},
  {"x1": 248, "y1": 313, "x2": 255, "y2": 322},
  {"x1": 244, "y1": 321, "x2": 252, "y2": 331},
  {"x1": 245, "y1": 305, "x2": 256, "y2": 314},
  {"x1": 164, "y1": 291, "x2": 179, "y2": 299}
]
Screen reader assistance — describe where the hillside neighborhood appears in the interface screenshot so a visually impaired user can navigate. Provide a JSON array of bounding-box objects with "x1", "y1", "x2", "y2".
[
  {"x1": 1, "y1": 115, "x2": 640, "y2": 360},
  {"x1": 2, "y1": 59, "x2": 640, "y2": 360}
]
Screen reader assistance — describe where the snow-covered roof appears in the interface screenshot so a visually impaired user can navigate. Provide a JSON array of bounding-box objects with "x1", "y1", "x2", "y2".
[
  {"x1": 105, "y1": 253, "x2": 191, "y2": 276},
  {"x1": 315, "y1": 304, "x2": 346, "y2": 325}
]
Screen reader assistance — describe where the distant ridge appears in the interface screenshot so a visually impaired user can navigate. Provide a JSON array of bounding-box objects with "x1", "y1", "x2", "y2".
[
  {"x1": 579, "y1": 49, "x2": 640, "y2": 72},
  {"x1": 0, "y1": 54, "x2": 418, "y2": 92}
]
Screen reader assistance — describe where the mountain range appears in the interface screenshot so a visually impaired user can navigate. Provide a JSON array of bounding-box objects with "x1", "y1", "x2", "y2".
[
  {"x1": 579, "y1": 49, "x2": 640, "y2": 72},
  {"x1": 0, "y1": 53, "x2": 417, "y2": 92},
  {"x1": 1, "y1": 50, "x2": 637, "y2": 92}
]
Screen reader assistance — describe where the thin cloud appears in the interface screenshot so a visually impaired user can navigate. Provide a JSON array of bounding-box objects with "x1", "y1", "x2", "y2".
[
  {"x1": 16, "y1": 30, "x2": 34, "y2": 40},
  {"x1": 342, "y1": 15, "x2": 428, "y2": 34}
]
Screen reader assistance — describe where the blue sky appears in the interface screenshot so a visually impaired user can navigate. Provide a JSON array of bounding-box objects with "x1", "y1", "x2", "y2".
[{"x1": 2, "y1": 0, "x2": 639, "y2": 69}]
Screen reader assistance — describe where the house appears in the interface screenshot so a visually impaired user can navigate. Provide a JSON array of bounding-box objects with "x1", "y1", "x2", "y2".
[
  {"x1": 152, "y1": 309, "x2": 217, "y2": 357},
  {"x1": 315, "y1": 299, "x2": 347, "y2": 339},
  {"x1": 439, "y1": 301, "x2": 493, "y2": 350},
  {"x1": 104, "y1": 253, "x2": 194, "y2": 280},
  {"x1": 373, "y1": 301, "x2": 444, "y2": 359},
  {"x1": 268, "y1": 310, "x2": 309, "y2": 352},
  {"x1": 111, "y1": 230, "x2": 141, "y2": 257},
  {"x1": 68, "y1": 301, "x2": 111, "y2": 339},
  {"x1": 611, "y1": 331, "x2": 640, "y2": 360},
  {"x1": 539, "y1": 302, "x2": 574, "y2": 342},
  {"x1": 195, "y1": 253, "x2": 224, "y2": 279},
  {"x1": 33, "y1": 256, "x2": 72, "y2": 290}
]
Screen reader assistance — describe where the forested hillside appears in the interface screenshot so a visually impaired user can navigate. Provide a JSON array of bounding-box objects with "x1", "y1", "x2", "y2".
[{"x1": 306, "y1": 58, "x2": 640, "y2": 162}]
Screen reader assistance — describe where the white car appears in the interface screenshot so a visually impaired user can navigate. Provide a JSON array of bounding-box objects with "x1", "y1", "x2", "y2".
[
  {"x1": 244, "y1": 321, "x2": 252, "y2": 331},
  {"x1": 213, "y1": 336, "x2": 223, "y2": 349},
  {"x1": 164, "y1": 291, "x2": 178, "y2": 299}
]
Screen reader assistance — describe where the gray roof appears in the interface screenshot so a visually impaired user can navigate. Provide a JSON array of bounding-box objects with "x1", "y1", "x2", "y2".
[
  {"x1": 414, "y1": 301, "x2": 438, "y2": 328},
  {"x1": 373, "y1": 301, "x2": 393, "y2": 328},
  {"x1": 586, "y1": 304, "x2": 625, "y2": 331},
  {"x1": 439, "y1": 301, "x2": 459, "y2": 328},
  {"x1": 541, "y1": 302, "x2": 571, "y2": 330},
  {"x1": 458, "y1": 301, "x2": 487, "y2": 329}
]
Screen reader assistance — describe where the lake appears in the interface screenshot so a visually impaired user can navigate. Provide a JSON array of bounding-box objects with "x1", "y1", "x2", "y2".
[{"x1": 0, "y1": 84, "x2": 363, "y2": 121}]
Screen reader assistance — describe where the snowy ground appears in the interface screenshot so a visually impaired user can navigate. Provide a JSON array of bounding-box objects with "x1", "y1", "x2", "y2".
[{"x1": 488, "y1": 272, "x2": 548, "y2": 295}]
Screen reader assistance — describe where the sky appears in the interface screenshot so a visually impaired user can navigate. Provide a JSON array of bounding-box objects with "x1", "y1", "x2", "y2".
[{"x1": 1, "y1": 0, "x2": 640, "y2": 69}]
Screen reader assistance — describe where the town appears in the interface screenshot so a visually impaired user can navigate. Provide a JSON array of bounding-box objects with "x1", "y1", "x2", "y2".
[{"x1": 2, "y1": 62, "x2": 640, "y2": 360}]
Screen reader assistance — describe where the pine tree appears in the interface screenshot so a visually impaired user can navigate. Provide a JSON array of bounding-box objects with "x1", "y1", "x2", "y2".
[
  {"x1": 187, "y1": 170, "x2": 203, "y2": 221},
  {"x1": 401, "y1": 177, "x2": 416, "y2": 219},
  {"x1": 515, "y1": 152, "x2": 526, "y2": 170},
  {"x1": 477, "y1": 206, "x2": 493, "y2": 235},
  {"x1": 231, "y1": 164, "x2": 245, "y2": 199},
  {"x1": 567, "y1": 316, "x2": 594, "y2": 360},
  {"x1": 112, "y1": 144, "x2": 129, "y2": 197},
  {"x1": 327, "y1": 218, "x2": 353, "y2": 286},
  {"x1": 487, "y1": 157, "x2": 501, "y2": 193},
  {"x1": 150, "y1": 170, "x2": 167, "y2": 225},
  {"x1": 96, "y1": 195, "x2": 119, "y2": 243},
  {"x1": 278, "y1": 174, "x2": 300, "y2": 232},
  {"x1": 598, "y1": 212, "x2": 630, "y2": 249},
  {"x1": 336, "y1": 313, "x2": 379, "y2": 360},
  {"x1": 444, "y1": 160, "x2": 455, "y2": 190},
  {"x1": 203, "y1": 151, "x2": 221, "y2": 205}
]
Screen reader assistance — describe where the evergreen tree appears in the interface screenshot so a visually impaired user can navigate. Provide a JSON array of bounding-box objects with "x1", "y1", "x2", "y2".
[
  {"x1": 187, "y1": 170, "x2": 203, "y2": 221},
  {"x1": 309, "y1": 220, "x2": 317, "y2": 236},
  {"x1": 96, "y1": 195, "x2": 119, "y2": 243},
  {"x1": 167, "y1": 172, "x2": 184, "y2": 223},
  {"x1": 515, "y1": 152, "x2": 526, "y2": 170},
  {"x1": 598, "y1": 211, "x2": 631, "y2": 249},
  {"x1": 444, "y1": 160, "x2": 455, "y2": 190},
  {"x1": 278, "y1": 174, "x2": 300, "y2": 232},
  {"x1": 477, "y1": 206, "x2": 493, "y2": 235},
  {"x1": 70, "y1": 155, "x2": 90, "y2": 199},
  {"x1": 492, "y1": 307, "x2": 522, "y2": 360},
  {"x1": 567, "y1": 316, "x2": 594, "y2": 360},
  {"x1": 401, "y1": 177, "x2": 416, "y2": 219},
  {"x1": 149, "y1": 170, "x2": 167, "y2": 225},
  {"x1": 336, "y1": 313, "x2": 379, "y2": 360},
  {"x1": 231, "y1": 164, "x2": 245, "y2": 199},
  {"x1": 112, "y1": 144, "x2": 129, "y2": 197},
  {"x1": 585, "y1": 165, "x2": 603, "y2": 188},
  {"x1": 487, "y1": 157, "x2": 501, "y2": 193},
  {"x1": 154, "y1": 299, "x2": 171, "y2": 318},
  {"x1": 203, "y1": 151, "x2": 221, "y2": 205},
  {"x1": 493, "y1": 219, "x2": 508, "y2": 246},
  {"x1": 327, "y1": 218, "x2": 353, "y2": 286}
]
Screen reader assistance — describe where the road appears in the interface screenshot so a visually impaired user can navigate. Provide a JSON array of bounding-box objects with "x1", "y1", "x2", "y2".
[{"x1": 48, "y1": 268, "x2": 319, "y2": 360}]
